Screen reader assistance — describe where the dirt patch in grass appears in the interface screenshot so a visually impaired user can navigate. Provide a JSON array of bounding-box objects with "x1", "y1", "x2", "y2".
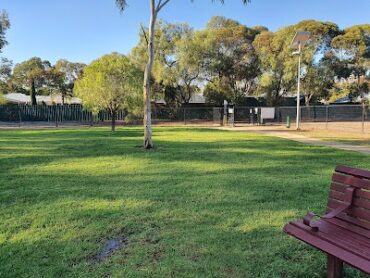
[{"x1": 95, "y1": 237, "x2": 128, "y2": 262}]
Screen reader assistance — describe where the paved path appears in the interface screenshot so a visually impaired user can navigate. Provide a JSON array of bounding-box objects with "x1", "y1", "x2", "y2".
[
  {"x1": 258, "y1": 131, "x2": 370, "y2": 155},
  {"x1": 219, "y1": 127, "x2": 370, "y2": 155}
]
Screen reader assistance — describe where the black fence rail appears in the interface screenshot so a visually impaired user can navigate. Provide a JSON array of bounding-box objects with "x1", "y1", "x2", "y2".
[
  {"x1": 0, "y1": 105, "x2": 125, "y2": 125},
  {"x1": 152, "y1": 107, "x2": 223, "y2": 125},
  {"x1": 1, "y1": 104, "x2": 369, "y2": 133},
  {"x1": 275, "y1": 105, "x2": 368, "y2": 123}
]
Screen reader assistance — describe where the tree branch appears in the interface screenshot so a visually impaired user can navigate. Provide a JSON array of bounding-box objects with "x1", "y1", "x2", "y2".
[
  {"x1": 140, "y1": 24, "x2": 149, "y2": 45},
  {"x1": 156, "y1": 0, "x2": 171, "y2": 13}
]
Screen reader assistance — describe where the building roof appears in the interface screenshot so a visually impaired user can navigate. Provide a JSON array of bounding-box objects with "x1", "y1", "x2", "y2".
[
  {"x1": 155, "y1": 93, "x2": 206, "y2": 105},
  {"x1": 4, "y1": 93, "x2": 81, "y2": 105}
]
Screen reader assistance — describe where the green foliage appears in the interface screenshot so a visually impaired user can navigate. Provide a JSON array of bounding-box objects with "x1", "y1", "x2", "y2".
[
  {"x1": 254, "y1": 20, "x2": 341, "y2": 106},
  {"x1": 204, "y1": 78, "x2": 245, "y2": 105},
  {"x1": 0, "y1": 10, "x2": 10, "y2": 102},
  {"x1": 0, "y1": 57, "x2": 12, "y2": 96},
  {"x1": 45, "y1": 60, "x2": 86, "y2": 104},
  {"x1": 332, "y1": 24, "x2": 370, "y2": 63},
  {"x1": 128, "y1": 16, "x2": 368, "y2": 107},
  {"x1": 130, "y1": 21, "x2": 198, "y2": 105},
  {"x1": 331, "y1": 24, "x2": 370, "y2": 100},
  {"x1": 0, "y1": 10, "x2": 10, "y2": 53},
  {"x1": 253, "y1": 30, "x2": 294, "y2": 106},
  {"x1": 328, "y1": 77, "x2": 370, "y2": 103},
  {"x1": 12, "y1": 57, "x2": 51, "y2": 105},
  {"x1": 301, "y1": 62, "x2": 334, "y2": 105},
  {"x1": 198, "y1": 16, "x2": 262, "y2": 104},
  {"x1": 203, "y1": 79, "x2": 229, "y2": 105},
  {"x1": 1, "y1": 127, "x2": 369, "y2": 277},
  {"x1": 75, "y1": 53, "x2": 143, "y2": 129},
  {"x1": 119, "y1": 0, "x2": 250, "y2": 147}
]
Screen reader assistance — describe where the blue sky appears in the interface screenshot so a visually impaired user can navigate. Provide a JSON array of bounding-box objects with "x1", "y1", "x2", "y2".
[{"x1": 1, "y1": 0, "x2": 369, "y2": 65}]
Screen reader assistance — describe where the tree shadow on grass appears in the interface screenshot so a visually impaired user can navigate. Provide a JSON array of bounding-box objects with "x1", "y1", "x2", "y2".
[
  {"x1": 2, "y1": 128, "x2": 367, "y2": 172},
  {"x1": 1, "y1": 127, "x2": 370, "y2": 277},
  {"x1": 2, "y1": 202, "x2": 368, "y2": 278}
]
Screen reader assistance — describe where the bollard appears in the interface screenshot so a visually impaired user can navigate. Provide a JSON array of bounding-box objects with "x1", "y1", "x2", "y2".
[{"x1": 286, "y1": 116, "x2": 290, "y2": 128}]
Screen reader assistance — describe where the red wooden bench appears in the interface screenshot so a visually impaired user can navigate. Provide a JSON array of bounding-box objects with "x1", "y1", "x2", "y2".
[{"x1": 283, "y1": 165, "x2": 370, "y2": 278}]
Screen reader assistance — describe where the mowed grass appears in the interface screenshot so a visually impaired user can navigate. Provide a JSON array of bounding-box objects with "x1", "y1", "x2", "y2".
[{"x1": 0, "y1": 127, "x2": 369, "y2": 278}]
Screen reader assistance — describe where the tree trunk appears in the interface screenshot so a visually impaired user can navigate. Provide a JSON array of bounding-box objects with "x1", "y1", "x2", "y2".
[
  {"x1": 31, "y1": 79, "x2": 37, "y2": 105},
  {"x1": 305, "y1": 95, "x2": 310, "y2": 107},
  {"x1": 142, "y1": 0, "x2": 156, "y2": 149},
  {"x1": 111, "y1": 110, "x2": 116, "y2": 132}
]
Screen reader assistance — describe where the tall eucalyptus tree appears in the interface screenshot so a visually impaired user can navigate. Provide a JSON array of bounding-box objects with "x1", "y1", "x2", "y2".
[{"x1": 115, "y1": 0, "x2": 250, "y2": 149}]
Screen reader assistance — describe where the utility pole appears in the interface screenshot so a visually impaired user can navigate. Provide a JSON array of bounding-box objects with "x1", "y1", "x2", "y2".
[
  {"x1": 291, "y1": 31, "x2": 310, "y2": 131},
  {"x1": 296, "y1": 42, "x2": 302, "y2": 130}
]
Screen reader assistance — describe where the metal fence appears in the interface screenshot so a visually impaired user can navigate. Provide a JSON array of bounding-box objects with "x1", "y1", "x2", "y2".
[
  {"x1": 274, "y1": 105, "x2": 370, "y2": 133},
  {"x1": 151, "y1": 105, "x2": 370, "y2": 133},
  {"x1": 155, "y1": 105, "x2": 370, "y2": 128},
  {"x1": 1, "y1": 104, "x2": 369, "y2": 133},
  {"x1": 0, "y1": 105, "x2": 125, "y2": 127},
  {"x1": 152, "y1": 107, "x2": 222, "y2": 126}
]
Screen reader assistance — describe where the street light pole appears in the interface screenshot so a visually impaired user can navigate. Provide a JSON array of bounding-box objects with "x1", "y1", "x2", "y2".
[
  {"x1": 291, "y1": 31, "x2": 310, "y2": 131},
  {"x1": 296, "y1": 42, "x2": 301, "y2": 130}
]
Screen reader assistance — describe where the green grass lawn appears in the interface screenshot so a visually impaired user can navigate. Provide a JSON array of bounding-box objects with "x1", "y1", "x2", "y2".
[{"x1": 1, "y1": 127, "x2": 369, "y2": 278}]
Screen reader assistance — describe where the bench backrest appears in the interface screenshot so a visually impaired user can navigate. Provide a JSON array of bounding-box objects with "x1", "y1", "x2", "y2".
[{"x1": 328, "y1": 165, "x2": 370, "y2": 231}]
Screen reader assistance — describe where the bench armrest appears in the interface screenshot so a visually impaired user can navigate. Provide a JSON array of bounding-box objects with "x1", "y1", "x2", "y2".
[{"x1": 303, "y1": 187, "x2": 354, "y2": 231}]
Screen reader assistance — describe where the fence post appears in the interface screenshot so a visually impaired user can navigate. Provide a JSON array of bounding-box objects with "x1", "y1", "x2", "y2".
[
  {"x1": 47, "y1": 106, "x2": 50, "y2": 124},
  {"x1": 184, "y1": 108, "x2": 187, "y2": 125},
  {"x1": 18, "y1": 105, "x2": 22, "y2": 128},
  {"x1": 55, "y1": 106, "x2": 58, "y2": 127},
  {"x1": 362, "y1": 102, "x2": 366, "y2": 133},
  {"x1": 325, "y1": 105, "x2": 329, "y2": 130}
]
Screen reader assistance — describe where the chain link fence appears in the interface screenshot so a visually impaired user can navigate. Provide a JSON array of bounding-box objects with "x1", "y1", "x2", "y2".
[
  {"x1": 152, "y1": 105, "x2": 370, "y2": 133},
  {"x1": 152, "y1": 107, "x2": 222, "y2": 126},
  {"x1": 275, "y1": 105, "x2": 370, "y2": 133},
  {"x1": 1, "y1": 104, "x2": 369, "y2": 133}
]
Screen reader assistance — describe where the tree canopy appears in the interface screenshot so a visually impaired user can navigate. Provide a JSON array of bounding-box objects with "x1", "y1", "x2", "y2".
[
  {"x1": 200, "y1": 16, "x2": 263, "y2": 105},
  {"x1": 116, "y1": 0, "x2": 251, "y2": 148},
  {"x1": 0, "y1": 57, "x2": 12, "y2": 96},
  {"x1": 75, "y1": 53, "x2": 143, "y2": 131},
  {"x1": 48, "y1": 60, "x2": 86, "y2": 104},
  {"x1": 1, "y1": 7, "x2": 369, "y2": 110},
  {"x1": 331, "y1": 24, "x2": 370, "y2": 100},
  {"x1": 12, "y1": 57, "x2": 51, "y2": 105},
  {"x1": 0, "y1": 10, "x2": 10, "y2": 53}
]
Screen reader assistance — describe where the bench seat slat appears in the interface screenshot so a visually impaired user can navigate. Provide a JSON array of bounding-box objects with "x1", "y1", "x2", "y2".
[
  {"x1": 284, "y1": 221, "x2": 370, "y2": 274},
  {"x1": 328, "y1": 193, "x2": 370, "y2": 210},
  {"x1": 335, "y1": 212, "x2": 370, "y2": 230},
  {"x1": 336, "y1": 165, "x2": 370, "y2": 179},
  {"x1": 330, "y1": 182, "x2": 347, "y2": 192},
  {"x1": 325, "y1": 218, "x2": 370, "y2": 239},
  {"x1": 328, "y1": 199, "x2": 370, "y2": 222},
  {"x1": 314, "y1": 220, "x2": 370, "y2": 250},
  {"x1": 330, "y1": 183, "x2": 370, "y2": 200},
  {"x1": 332, "y1": 173, "x2": 370, "y2": 190},
  {"x1": 291, "y1": 221, "x2": 370, "y2": 258}
]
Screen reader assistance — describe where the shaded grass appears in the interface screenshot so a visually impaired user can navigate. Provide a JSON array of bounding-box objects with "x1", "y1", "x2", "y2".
[{"x1": 0, "y1": 127, "x2": 369, "y2": 277}]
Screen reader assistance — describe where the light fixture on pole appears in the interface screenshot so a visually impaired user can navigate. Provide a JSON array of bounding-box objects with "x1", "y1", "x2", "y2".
[{"x1": 291, "y1": 31, "x2": 310, "y2": 130}]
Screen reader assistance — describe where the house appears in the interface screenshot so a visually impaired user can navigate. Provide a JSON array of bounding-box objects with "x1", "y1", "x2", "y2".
[{"x1": 4, "y1": 93, "x2": 81, "y2": 105}]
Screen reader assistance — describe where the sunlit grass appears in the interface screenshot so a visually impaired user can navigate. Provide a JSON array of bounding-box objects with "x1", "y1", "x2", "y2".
[
  {"x1": 296, "y1": 129, "x2": 370, "y2": 148},
  {"x1": 0, "y1": 127, "x2": 369, "y2": 277}
]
